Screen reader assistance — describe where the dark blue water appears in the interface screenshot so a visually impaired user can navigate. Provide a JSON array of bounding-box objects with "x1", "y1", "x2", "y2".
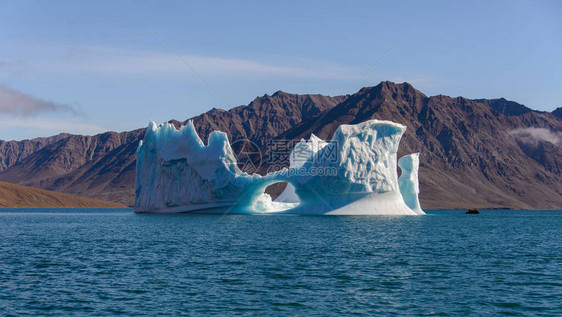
[{"x1": 0, "y1": 209, "x2": 560, "y2": 316}]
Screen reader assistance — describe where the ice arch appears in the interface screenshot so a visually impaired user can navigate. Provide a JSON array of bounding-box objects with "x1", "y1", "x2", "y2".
[
  {"x1": 252, "y1": 181, "x2": 301, "y2": 213},
  {"x1": 134, "y1": 119, "x2": 424, "y2": 215}
]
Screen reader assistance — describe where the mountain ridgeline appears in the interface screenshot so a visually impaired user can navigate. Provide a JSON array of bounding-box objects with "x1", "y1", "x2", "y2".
[{"x1": 0, "y1": 82, "x2": 560, "y2": 209}]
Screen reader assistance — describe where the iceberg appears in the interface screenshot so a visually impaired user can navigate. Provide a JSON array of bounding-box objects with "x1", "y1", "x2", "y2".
[{"x1": 135, "y1": 119, "x2": 424, "y2": 215}]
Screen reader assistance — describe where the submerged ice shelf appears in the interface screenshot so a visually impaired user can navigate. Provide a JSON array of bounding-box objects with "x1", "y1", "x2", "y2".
[{"x1": 135, "y1": 119, "x2": 424, "y2": 215}]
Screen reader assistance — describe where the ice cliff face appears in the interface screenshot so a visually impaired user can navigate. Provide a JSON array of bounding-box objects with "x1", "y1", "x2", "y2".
[
  {"x1": 135, "y1": 119, "x2": 424, "y2": 215},
  {"x1": 135, "y1": 121, "x2": 253, "y2": 213}
]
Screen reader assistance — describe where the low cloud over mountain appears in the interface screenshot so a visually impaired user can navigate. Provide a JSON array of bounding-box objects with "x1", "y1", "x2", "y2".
[
  {"x1": 0, "y1": 85, "x2": 77, "y2": 117},
  {"x1": 510, "y1": 127, "x2": 561, "y2": 148}
]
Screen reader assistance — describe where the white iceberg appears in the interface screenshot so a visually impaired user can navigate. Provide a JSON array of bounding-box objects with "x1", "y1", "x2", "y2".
[{"x1": 135, "y1": 119, "x2": 424, "y2": 215}]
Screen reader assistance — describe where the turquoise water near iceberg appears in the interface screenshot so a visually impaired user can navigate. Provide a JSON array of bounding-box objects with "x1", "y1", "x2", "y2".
[{"x1": 0, "y1": 208, "x2": 560, "y2": 316}]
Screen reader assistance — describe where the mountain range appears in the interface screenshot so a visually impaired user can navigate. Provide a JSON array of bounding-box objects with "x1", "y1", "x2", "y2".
[{"x1": 0, "y1": 81, "x2": 560, "y2": 209}]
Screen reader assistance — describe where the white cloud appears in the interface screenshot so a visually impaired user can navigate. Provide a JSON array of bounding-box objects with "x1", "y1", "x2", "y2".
[
  {"x1": 509, "y1": 127, "x2": 561, "y2": 147},
  {"x1": 0, "y1": 85, "x2": 77, "y2": 117}
]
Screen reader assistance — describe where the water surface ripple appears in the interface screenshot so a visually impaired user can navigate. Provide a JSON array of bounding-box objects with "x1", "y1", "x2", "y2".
[{"x1": 0, "y1": 209, "x2": 560, "y2": 316}]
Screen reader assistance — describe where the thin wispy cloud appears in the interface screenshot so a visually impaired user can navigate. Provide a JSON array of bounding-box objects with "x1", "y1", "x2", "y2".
[
  {"x1": 4, "y1": 45, "x2": 446, "y2": 93},
  {"x1": 509, "y1": 127, "x2": 561, "y2": 148},
  {"x1": 0, "y1": 117, "x2": 106, "y2": 141},
  {"x1": 25, "y1": 45, "x2": 359, "y2": 80},
  {"x1": 0, "y1": 85, "x2": 78, "y2": 117},
  {"x1": 0, "y1": 60, "x2": 29, "y2": 77}
]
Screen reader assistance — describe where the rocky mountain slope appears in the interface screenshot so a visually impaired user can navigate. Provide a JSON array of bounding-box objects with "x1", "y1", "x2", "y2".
[
  {"x1": 0, "y1": 82, "x2": 559, "y2": 209},
  {"x1": 0, "y1": 181, "x2": 125, "y2": 208},
  {"x1": 172, "y1": 91, "x2": 348, "y2": 148},
  {"x1": 553, "y1": 107, "x2": 562, "y2": 119},
  {"x1": 0, "y1": 133, "x2": 70, "y2": 171},
  {"x1": 0, "y1": 130, "x2": 144, "y2": 204},
  {"x1": 275, "y1": 82, "x2": 561, "y2": 209}
]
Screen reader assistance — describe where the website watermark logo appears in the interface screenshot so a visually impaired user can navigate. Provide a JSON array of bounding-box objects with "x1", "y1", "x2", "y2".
[
  {"x1": 231, "y1": 139, "x2": 262, "y2": 174},
  {"x1": 264, "y1": 139, "x2": 339, "y2": 176}
]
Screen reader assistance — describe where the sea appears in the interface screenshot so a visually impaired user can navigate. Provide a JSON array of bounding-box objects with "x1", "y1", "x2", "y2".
[{"x1": 0, "y1": 208, "x2": 560, "y2": 316}]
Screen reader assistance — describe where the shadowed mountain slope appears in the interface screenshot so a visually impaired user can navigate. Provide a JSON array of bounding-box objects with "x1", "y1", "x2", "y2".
[
  {"x1": 0, "y1": 133, "x2": 70, "y2": 172},
  {"x1": 275, "y1": 82, "x2": 561, "y2": 209}
]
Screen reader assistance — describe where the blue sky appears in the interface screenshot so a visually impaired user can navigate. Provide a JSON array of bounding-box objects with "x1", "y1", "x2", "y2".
[{"x1": 0, "y1": 0, "x2": 560, "y2": 140}]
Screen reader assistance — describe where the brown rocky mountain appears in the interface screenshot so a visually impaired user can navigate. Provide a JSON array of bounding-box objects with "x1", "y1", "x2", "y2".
[
  {"x1": 553, "y1": 107, "x2": 562, "y2": 119},
  {"x1": 0, "y1": 92, "x2": 346, "y2": 206},
  {"x1": 0, "y1": 130, "x2": 144, "y2": 204},
  {"x1": 275, "y1": 82, "x2": 562, "y2": 209},
  {"x1": 475, "y1": 98, "x2": 535, "y2": 116},
  {"x1": 0, "y1": 133, "x2": 70, "y2": 171},
  {"x1": 0, "y1": 82, "x2": 559, "y2": 209},
  {"x1": 172, "y1": 91, "x2": 348, "y2": 148}
]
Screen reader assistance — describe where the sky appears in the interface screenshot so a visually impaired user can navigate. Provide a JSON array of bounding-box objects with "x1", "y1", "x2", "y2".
[{"x1": 0, "y1": 0, "x2": 561, "y2": 141}]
